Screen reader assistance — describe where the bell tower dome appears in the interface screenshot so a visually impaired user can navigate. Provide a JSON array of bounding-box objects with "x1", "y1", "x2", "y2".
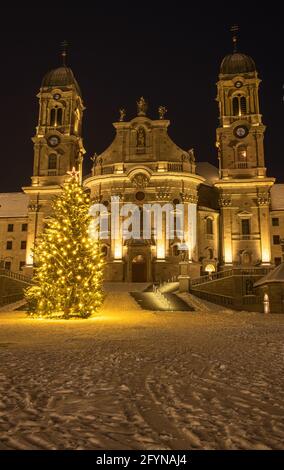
[
  {"x1": 216, "y1": 28, "x2": 265, "y2": 179},
  {"x1": 214, "y1": 27, "x2": 275, "y2": 268},
  {"x1": 22, "y1": 44, "x2": 85, "y2": 274},
  {"x1": 32, "y1": 44, "x2": 85, "y2": 186}
]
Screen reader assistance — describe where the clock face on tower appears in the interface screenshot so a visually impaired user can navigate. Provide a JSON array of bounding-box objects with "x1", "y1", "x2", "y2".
[
  {"x1": 53, "y1": 93, "x2": 61, "y2": 100},
  {"x1": 47, "y1": 135, "x2": 60, "y2": 147},
  {"x1": 235, "y1": 81, "x2": 243, "y2": 88},
  {"x1": 234, "y1": 125, "x2": 248, "y2": 139}
]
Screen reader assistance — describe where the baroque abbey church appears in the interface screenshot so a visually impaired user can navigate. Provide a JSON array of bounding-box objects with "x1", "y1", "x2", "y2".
[{"x1": 1, "y1": 42, "x2": 284, "y2": 283}]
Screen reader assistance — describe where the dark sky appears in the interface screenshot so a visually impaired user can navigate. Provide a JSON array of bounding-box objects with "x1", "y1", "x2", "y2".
[{"x1": 0, "y1": 7, "x2": 283, "y2": 192}]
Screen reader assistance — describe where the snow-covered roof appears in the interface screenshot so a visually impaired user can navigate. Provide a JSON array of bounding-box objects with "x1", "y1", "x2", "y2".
[
  {"x1": 0, "y1": 193, "x2": 29, "y2": 218},
  {"x1": 196, "y1": 162, "x2": 219, "y2": 185},
  {"x1": 271, "y1": 184, "x2": 284, "y2": 211},
  {"x1": 254, "y1": 263, "x2": 284, "y2": 287}
]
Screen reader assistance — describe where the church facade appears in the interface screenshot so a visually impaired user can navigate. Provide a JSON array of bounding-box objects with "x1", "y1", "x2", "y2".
[{"x1": 1, "y1": 48, "x2": 284, "y2": 282}]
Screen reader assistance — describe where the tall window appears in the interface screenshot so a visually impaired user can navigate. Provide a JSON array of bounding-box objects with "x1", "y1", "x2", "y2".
[
  {"x1": 206, "y1": 218, "x2": 213, "y2": 235},
  {"x1": 57, "y1": 108, "x2": 63, "y2": 125},
  {"x1": 50, "y1": 107, "x2": 63, "y2": 126},
  {"x1": 273, "y1": 235, "x2": 280, "y2": 245},
  {"x1": 232, "y1": 97, "x2": 239, "y2": 115},
  {"x1": 241, "y1": 219, "x2": 250, "y2": 236},
  {"x1": 240, "y1": 96, "x2": 247, "y2": 115},
  {"x1": 6, "y1": 241, "x2": 13, "y2": 250},
  {"x1": 4, "y1": 261, "x2": 11, "y2": 270},
  {"x1": 50, "y1": 108, "x2": 56, "y2": 126},
  {"x1": 48, "y1": 154, "x2": 57, "y2": 170},
  {"x1": 232, "y1": 95, "x2": 247, "y2": 116},
  {"x1": 7, "y1": 224, "x2": 14, "y2": 232}
]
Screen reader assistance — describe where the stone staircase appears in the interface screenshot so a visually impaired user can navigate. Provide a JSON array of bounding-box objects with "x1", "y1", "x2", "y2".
[
  {"x1": 131, "y1": 282, "x2": 194, "y2": 312},
  {"x1": 190, "y1": 267, "x2": 272, "y2": 311}
]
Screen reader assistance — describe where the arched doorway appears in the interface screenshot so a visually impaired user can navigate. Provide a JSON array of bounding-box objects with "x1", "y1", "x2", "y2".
[{"x1": 132, "y1": 254, "x2": 147, "y2": 282}]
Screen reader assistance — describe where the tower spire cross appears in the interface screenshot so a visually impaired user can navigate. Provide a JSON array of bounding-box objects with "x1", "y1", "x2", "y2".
[
  {"x1": 230, "y1": 25, "x2": 239, "y2": 53},
  {"x1": 61, "y1": 40, "x2": 68, "y2": 66}
]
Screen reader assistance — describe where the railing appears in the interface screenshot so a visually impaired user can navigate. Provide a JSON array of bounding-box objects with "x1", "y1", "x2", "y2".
[
  {"x1": 193, "y1": 290, "x2": 234, "y2": 306},
  {"x1": 192, "y1": 290, "x2": 262, "y2": 308},
  {"x1": 191, "y1": 269, "x2": 233, "y2": 286},
  {"x1": 168, "y1": 163, "x2": 183, "y2": 172},
  {"x1": 191, "y1": 267, "x2": 272, "y2": 288},
  {"x1": 0, "y1": 268, "x2": 32, "y2": 284},
  {"x1": 235, "y1": 162, "x2": 248, "y2": 169},
  {"x1": 0, "y1": 293, "x2": 25, "y2": 307}
]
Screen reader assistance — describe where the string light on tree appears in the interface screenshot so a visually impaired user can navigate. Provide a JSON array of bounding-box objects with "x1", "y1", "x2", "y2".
[{"x1": 25, "y1": 172, "x2": 104, "y2": 319}]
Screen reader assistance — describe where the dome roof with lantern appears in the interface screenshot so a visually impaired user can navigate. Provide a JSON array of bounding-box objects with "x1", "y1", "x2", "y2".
[
  {"x1": 219, "y1": 26, "x2": 256, "y2": 77},
  {"x1": 41, "y1": 43, "x2": 81, "y2": 95}
]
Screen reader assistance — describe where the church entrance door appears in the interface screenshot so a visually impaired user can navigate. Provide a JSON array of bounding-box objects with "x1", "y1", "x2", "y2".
[{"x1": 132, "y1": 254, "x2": 147, "y2": 282}]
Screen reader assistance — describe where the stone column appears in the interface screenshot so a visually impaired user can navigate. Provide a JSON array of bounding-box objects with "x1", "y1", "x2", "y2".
[
  {"x1": 258, "y1": 194, "x2": 271, "y2": 264},
  {"x1": 219, "y1": 196, "x2": 233, "y2": 265},
  {"x1": 23, "y1": 200, "x2": 42, "y2": 277}
]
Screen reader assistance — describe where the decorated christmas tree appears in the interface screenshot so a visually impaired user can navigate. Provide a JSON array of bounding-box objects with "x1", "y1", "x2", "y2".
[{"x1": 25, "y1": 170, "x2": 104, "y2": 318}]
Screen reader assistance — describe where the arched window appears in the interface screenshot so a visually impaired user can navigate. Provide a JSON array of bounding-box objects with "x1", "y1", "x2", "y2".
[
  {"x1": 57, "y1": 108, "x2": 63, "y2": 125},
  {"x1": 232, "y1": 97, "x2": 239, "y2": 116},
  {"x1": 240, "y1": 96, "x2": 247, "y2": 115},
  {"x1": 206, "y1": 218, "x2": 213, "y2": 235},
  {"x1": 232, "y1": 95, "x2": 247, "y2": 116},
  {"x1": 50, "y1": 108, "x2": 56, "y2": 126},
  {"x1": 50, "y1": 107, "x2": 63, "y2": 126},
  {"x1": 48, "y1": 154, "x2": 57, "y2": 170}
]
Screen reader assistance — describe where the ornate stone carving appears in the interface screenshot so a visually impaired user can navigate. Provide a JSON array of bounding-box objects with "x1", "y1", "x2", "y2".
[
  {"x1": 158, "y1": 105, "x2": 167, "y2": 119},
  {"x1": 28, "y1": 203, "x2": 41, "y2": 212},
  {"x1": 155, "y1": 186, "x2": 171, "y2": 201},
  {"x1": 257, "y1": 193, "x2": 270, "y2": 206},
  {"x1": 219, "y1": 196, "x2": 232, "y2": 207},
  {"x1": 132, "y1": 174, "x2": 149, "y2": 189},
  {"x1": 137, "y1": 97, "x2": 147, "y2": 116},
  {"x1": 180, "y1": 192, "x2": 198, "y2": 204}
]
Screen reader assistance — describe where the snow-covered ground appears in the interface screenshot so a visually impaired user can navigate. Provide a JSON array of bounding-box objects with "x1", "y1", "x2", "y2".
[{"x1": 0, "y1": 292, "x2": 283, "y2": 450}]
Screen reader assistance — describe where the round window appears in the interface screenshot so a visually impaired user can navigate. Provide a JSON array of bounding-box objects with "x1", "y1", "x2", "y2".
[{"x1": 136, "y1": 191, "x2": 145, "y2": 201}]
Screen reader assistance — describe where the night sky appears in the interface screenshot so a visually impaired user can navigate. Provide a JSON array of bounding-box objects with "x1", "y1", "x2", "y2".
[{"x1": 0, "y1": 7, "x2": 282, "y2": 192}]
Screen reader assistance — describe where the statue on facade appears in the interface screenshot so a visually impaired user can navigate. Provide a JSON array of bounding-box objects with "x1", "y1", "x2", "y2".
[
  {"x1": 188, "y1": 148, "x2": 195, "y2": 163},
  {"x1": 137, "y1": 127, "x2": 146, "y2": 147},
  {"x1": 158, "y1": 105, "x2": 167, "y2": 119},
  {"x1": 137, "y1": 96, "x2": 147, "y2": 116},
  {"x1": 90, "y1": 152, "x2": 98, "y2": 167},
  {"x1": 119, "y1": 108, "x2": 126, "y2": 122}
]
